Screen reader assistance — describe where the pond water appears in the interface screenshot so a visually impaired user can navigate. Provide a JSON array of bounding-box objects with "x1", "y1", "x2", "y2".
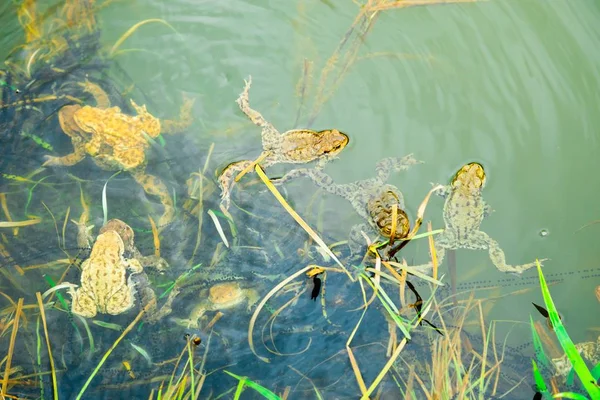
[{"x1": 1, "y1": 0, "x2": 599, "y2": 399}]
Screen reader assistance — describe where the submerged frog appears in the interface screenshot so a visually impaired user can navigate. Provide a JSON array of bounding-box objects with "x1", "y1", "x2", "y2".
[
  {"x1": 552, "y1": 335, "x2": 600, "y2": 379},
  {"x1": 43, "y1": 80, "x2": 195, "y2": 228},
  {"x1": 67, "y1": 219, "x2": 177, "y2": 322},
  {"x1": 411, "y1": 163, "x2": 544, "y2": 273},
  {"x1": 172, "y1": 282, "x2": 260, "y2": 329},
  {"x1": 217, "y1": 76, "x2": 349, "y2": 211},
  {"x1": 270, "y1": 154, "x2": 422, "y2": 255}
]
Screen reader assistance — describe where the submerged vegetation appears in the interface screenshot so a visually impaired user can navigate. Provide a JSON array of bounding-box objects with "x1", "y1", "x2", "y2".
[{"x1": 0, "y1": 1, "x2": 598, "y2": 399}]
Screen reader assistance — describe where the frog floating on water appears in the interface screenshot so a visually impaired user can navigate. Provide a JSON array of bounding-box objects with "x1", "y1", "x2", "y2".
[
  {"x1": 217, "y1": 76, "x2": 349, "y2": 211},
  {"x1": 43, "y1": 80, "x2": 195, "y2": 228},
  {"x1": 67, "y1": 218, "x2": 178, "y2": 323},
  {"x1": 270, "y1": 154, "x2": 421, "y2": 255},
  {"x1": 172, "y1": 282, "x2": 260, "y2": 329},
  {"x1": 410, "y1": 162, "x2": 545, "y2": 273}
]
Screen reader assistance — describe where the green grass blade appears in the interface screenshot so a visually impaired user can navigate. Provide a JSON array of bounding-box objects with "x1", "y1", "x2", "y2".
[
  {"x1": 531, "y1": 359, "x2": 551, "y2": 399},
  {"x1": 551, "y1": 393, "x2": 590, "y2": 399},
  {"x1": 536, "y1": 260, "x2": 600, "y2": 398},
  {"x1": 224, "y1": 370, "x2": 282, "y2": 400},
  {"x1": 530, "y1": 315, "x2": 550, "y2": 369}
]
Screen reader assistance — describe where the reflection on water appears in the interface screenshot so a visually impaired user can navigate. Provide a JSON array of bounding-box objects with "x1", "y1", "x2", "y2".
[{"x1": 1, "y1": 0, "x2": 599, "y2": 399}]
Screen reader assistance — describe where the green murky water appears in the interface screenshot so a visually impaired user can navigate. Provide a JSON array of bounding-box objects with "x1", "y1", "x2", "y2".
[{"x1": 1, "y1": 0, "x2": 599, "y2": 398}]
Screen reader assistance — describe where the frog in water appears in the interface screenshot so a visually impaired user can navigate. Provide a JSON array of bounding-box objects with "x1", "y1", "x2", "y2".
[
  {"x1": 270, "y1": 154, "x2": 422, "y2": 256},
  {"x1": 217, "y1": 76, "x2": 349, "y2": 211},
  {"x1": 410, "y1": 163, "x2": 545, "y2": 274},
  {"x1": 67, "y1": 218, "x2": 178, "y2": 323},
  {"x1": 172, "y1": 282, "x2": 260, "y2": 329},
  {"x1": 43, "y1": 80, "x2": 195, "y2": 228}
]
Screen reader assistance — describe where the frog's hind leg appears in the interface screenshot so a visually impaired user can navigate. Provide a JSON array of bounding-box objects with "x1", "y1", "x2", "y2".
[
  {"x1": 79, "y1": 80, "x2": 111, "y2": 108},
  {"x1": 130, "y1": 169, "x2": 175, "y2": 229},
  {"x1": 471, "y1": 230, "x2": 541, "y2": 274},
  {"x1": 272, "y1": 168, "x2": 356, "y2": 200},
  {"x1": 375, "y1": 154, "x2": 423, "y2": 183},
  {"x1": 236, "y1": 76, "x2": 281, "y2": 147},
  {"x1": 161, "y1": 96, "x2": 196, "y2": 134},
  {"x1": 70, "y1": 287, "x2": 97, "y2": 318}
]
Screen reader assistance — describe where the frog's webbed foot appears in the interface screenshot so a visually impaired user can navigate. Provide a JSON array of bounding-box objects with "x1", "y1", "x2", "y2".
[
  {"x1": 78, "y1": 80, "x2": 111, "y2": 108},
  {"x1": 161, "y1": 96, "x2": 196, "y2": 134},
  {"x1": 43, "y1": 136, "x2": 86, "y2": 167},
  {"x1": 471, "y1": 230, "x2": 545, "y2": 274},
  {"x1": 235, "y1": 75, "x2": 280, "y2": 146},
  {"x1": 130, "y1": 169, "x2": 175, "y2": 229},
  {"x1": 217, "y1": 160, "x2": 252, "y2": 211},
  {"x1": 375, "y1": 154, "x2": 423, "y2": 183}
]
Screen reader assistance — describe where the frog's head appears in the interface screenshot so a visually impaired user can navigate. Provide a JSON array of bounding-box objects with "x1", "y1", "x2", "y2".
[
  {"x1": 318, "y1": 129, "x2": 349, "y2": 156},
  {"x1": 452, "y1": 162, "x2": 486, "y2": 190},
  {"x1": 100, "y1": 219, "x2": 135, "y2": 252}
]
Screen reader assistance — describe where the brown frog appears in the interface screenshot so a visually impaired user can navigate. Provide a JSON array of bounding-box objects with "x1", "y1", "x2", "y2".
[
  {"x1": 172, "y1": 282, "x2": 260, "y2": 329},
  {"x1": 43, "y1": 80, "x2": 195, "y2": 228},
  {"x1": 217, "y1": 76, "x2": 349, "y2": 211},
  {"x1": 68, "y1": 218, "x2": 177, "y2": 323},
  {"x1": 411, "y1": 163, "x2": 546, "y2": 273},
  {"x1": 269, "y1": 154, "x2": 421, "y2": 255}
]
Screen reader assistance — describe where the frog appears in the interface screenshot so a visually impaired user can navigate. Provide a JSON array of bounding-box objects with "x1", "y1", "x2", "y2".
[
  {"x1": 67, "y1": 218, "x2": 178, "y2": 323},
  {"x1": 552, "y1": 335, "x2": 600, "y2": 379},
  {"x1": 43, "y1": 79, "x2": 195, "y2": 228},
  {"x1": 172, "y1": 282, "x2": 260, "y2": 329},
  {"x1": 268, "y1": 154, "x2": 422, "y2": 256},
  {"x1": 217, "y1": 75, "x2": 349, "y2": 211},
  {"x1": 409, "y1": 162, "x2": 545, "y2": 274}
]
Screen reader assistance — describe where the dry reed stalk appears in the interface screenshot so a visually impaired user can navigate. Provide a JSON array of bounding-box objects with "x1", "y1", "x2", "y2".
[
  {"x1": 1, "y1": 298, "x2": 23, "y2": 396},
  {"x1": 36, "y1": 292, "x2": 58, "y2": 399}
]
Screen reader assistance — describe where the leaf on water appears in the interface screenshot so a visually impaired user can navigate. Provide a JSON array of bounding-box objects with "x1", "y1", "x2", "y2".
[
  {"x1": 207, "y1": 209, "x2": 229, "y2": 248},
  {"x1": 0, "y1": 218, "x2": 41, "y2": 228},
  {"x1": 224, "y1": 370, "x2": 282, "y2": 400}
]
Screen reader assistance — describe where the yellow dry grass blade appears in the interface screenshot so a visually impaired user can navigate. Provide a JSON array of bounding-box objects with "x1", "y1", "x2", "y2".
[
  {"x1": 1, "y1": 298, "x2": 23, "y2": 395},
  {"x1": 148, "y1": 216, "x2": 161, "y2": 257},
  {"x1": 110, "y1": 19, "x2": 179, "y2": 57},
  {"x1": 0, "y1": 218, "x2": 41, "y2": 228},
  {"x1": 36, "y1": 293, "x2": 58, "y2": 399},
  {"x1": 254, "y1": 164, "x2": 353, "y2": 280},
  {"x1": 234, "y1": 151, "x2": 271, "y2": 182},
  {"x1": 0, "y1": 193, "x2": 18, "y2": 236}
]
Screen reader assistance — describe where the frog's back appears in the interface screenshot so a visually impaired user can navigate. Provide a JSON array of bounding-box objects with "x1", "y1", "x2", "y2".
[{"x1": 444, "y1": 187, "x2": 486, "y2": 236}]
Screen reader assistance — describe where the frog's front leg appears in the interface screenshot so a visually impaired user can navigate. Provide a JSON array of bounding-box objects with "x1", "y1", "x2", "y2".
[
  {"x1": 483, "y1": 202, "x2": 494, "y2": 218},
  {"x1": 471, "y1": 230, "x2": 546, "y2": 274},
  {"x1": 133, "y1": 249, "x2": 169, "y2": 273},
  {"x1": 43, "y1": 136, "x2": 86, "y2": 167},
  {"x1": 348, "y1": 223, "x2": 375, "y2": 256},
  {"x1": 71, "y1": 219, "x2": 94, "y2": 250},
  {"x1": 273, "y1": 168, "x2": 355, "y2": 200},
  {"x1": 130, "y1": 168, "x2": 175, "y2": 229},
  {"x1": 236, "y1": 76, "x2": 280, "y2": 146},
  {"x1": 375, "y1": 154, "x2": 422, "y2": 182}
]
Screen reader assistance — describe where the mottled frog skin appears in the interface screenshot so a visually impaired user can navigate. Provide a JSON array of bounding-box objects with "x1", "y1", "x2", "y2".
[
  {"x1": 43, "y1": 80, "x2": 195, "y2": 228},
  {"x1": 270, "y1": 154, "x2": 421, "y2": 255},
  {"x1": 68, "y1": 219, "x2": 177, "y2": 323},
  {"x1": 218, "y1": 76, "x2": 349, "y2": 211},
  {"x1": 411, "y1": 163, "x2": 544, "y2": 274}
]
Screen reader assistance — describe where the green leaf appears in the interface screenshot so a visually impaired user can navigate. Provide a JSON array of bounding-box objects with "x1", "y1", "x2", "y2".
[
  {"x1": 224, "y1": 370, "x2": 282, "y2": 400},
  {"x1": 536, "y1": 260, "x2": 600, "y2": 398},
  {"x1": 531, "y1": 359, "x2": 550, "y2": 399},
  {"x1": 530, "y1": 315, "x2": 550, "y2": 369}
]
